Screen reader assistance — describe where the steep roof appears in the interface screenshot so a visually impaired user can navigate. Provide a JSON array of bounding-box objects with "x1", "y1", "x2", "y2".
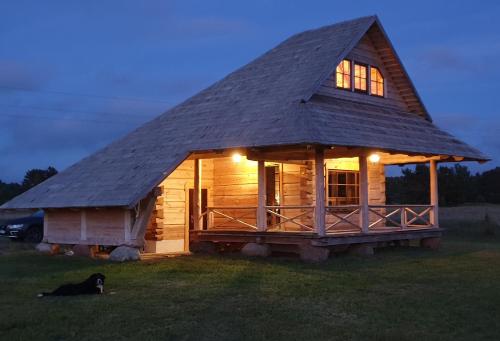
[{"x1": 1, "y1": 16, "x2": 488, "y2": 210}]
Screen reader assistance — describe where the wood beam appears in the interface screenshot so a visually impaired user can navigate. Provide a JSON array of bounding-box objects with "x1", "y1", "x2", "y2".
[
  {"x1": 80, "y1": 210, "x2": 87, "y2": 241},
  {"x1": 193, "y1": 159, "x2": 202, "y2": 230},
  {"x1": 314, "y1": 148, "x2": 326, "y2": 236},
  {"x1": 43, "y1": 210, "x2": 49, "y2": 242},
  {"x1": 429, "y1": 160, "x2": 439, "y2": 227},
  {"x1": 124, "y1": 209, "x2": 132, "y2": 242},
  {"x1": 359, "y1": 154, "x2": 370, "y2": 233},
  {"x1": 257, "y1": 160, "x2": 267, "y2": 231}
]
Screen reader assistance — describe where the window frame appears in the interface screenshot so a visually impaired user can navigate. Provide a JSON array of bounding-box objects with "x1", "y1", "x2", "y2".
[
  {"x1": 353, "y1": 62, "x2": 368, "y2": 94},
  {"x1": 326, "y1": 169, "x2": 360, "y2": 206},
  {"x1": 370, "y1": 66, "x2": 385, "y2": 97},
  {"x1": 335, "y1": 59, "x2": 352, "y2": 91}
]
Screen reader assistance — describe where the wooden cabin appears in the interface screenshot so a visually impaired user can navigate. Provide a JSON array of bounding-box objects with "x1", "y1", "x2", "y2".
[{"x1": 1, "y1": 16, "x2": 488, "y2": 260}]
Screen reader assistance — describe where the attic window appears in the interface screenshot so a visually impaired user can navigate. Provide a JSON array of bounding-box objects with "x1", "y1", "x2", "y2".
[
  {"x1": 354, "y1": 63, "x2": 367, "y2": 92},
  {"x1": 335, "y1": 59, "x2": 351, "y2": 89},
  {"x1": 370, "y1": 67, "x2": 384, "y2": 97}
]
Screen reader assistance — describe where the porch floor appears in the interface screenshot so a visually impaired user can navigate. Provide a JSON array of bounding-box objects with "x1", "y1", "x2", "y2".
[{"x1": 190, "y1": 227, "x2": 442, "y2": 247}]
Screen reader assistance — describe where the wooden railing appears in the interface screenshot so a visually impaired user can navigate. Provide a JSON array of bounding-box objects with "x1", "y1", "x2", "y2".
[
  {"x1": 203, "y1": 204, "x2": 436, "y2": 232},
  {"x1": 205, "y1": 207, "x2": 257, "y2": 230},
  {"x1": 265, "y1": 205, "x2": 315, "y2": 232},
  {"x1": 368, "y1": 205, "x2": 435, "y2": 230},
  {"x1": 325, "y1": 205, "x2": 361, "y2": 232}
]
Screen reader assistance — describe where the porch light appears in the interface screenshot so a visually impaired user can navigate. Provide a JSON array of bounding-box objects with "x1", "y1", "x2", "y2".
[
  {"x1": 368, "y1": 153, "x2": 380, "y2": 163},
  {"x1": 232, "y1": 153, "x2": 242, "y2": 163}
]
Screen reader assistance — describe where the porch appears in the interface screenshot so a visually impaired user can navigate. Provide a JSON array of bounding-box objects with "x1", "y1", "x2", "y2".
[{"x1": 166, "y1": 145, "x2": 443, "y2": 257}]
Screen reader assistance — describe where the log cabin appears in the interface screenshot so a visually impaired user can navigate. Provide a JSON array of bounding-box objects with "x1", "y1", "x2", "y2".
[{"x1": 1, "y1": 16, "x2": 489, "y2": 260}]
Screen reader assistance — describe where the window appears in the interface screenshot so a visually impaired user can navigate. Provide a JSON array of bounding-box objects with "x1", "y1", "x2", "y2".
[
  {"x1": 327, "y1": 170, "x2": 359, "y2": 206},
  {"x1": 336, "y1": 59, "x2": 351, "y2": 90},
  {"x1": 354, "y1": 63, "x2": 367, "y2": 92},
  {"x1": 370, "y1": 67, "x2": 384, "y2": 97}
]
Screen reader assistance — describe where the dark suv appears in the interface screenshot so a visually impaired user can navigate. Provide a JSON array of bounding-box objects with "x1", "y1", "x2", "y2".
[{"x1": 0, "y1": 211, "x2": 44, "y2": 243}]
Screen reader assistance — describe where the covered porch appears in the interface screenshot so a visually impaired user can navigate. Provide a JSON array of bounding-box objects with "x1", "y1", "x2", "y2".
[{"x1": 165, "y1": 144, "x2": 444, "y2": 257}]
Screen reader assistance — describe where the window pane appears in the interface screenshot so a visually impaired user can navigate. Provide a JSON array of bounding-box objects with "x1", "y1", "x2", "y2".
[{"x1": 336, "y1": 59, "x2": 351, "y2": 90}]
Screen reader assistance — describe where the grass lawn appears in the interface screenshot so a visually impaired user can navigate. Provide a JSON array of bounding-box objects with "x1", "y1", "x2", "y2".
[{"x1": 2, "y1": 222, "x2": 500, "y2": 340}]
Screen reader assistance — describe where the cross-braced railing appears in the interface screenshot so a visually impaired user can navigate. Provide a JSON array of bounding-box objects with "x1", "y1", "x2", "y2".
[
  {"x1": 368, "y1": 205, "x2": 435, "y2": 230},
  {"x1": 325, "y1": 205, "x2": 361, "y2": 232},
  {"x1": 265, "y1": 205, "x2": 314, "y2": 232},
  {"x1": 205, "y1": 207, "x2": 258, "y2": 230}
]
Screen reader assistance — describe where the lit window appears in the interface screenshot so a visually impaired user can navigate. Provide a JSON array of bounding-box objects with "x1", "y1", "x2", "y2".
[
  {"x1": 370, "y1": 67, "x2": 384, "y2": 97},
  {"x1": 327, "y1": 170, "x2": 359, "y2": 206},
  {"x1": 336, "y1": 60, "x2": 351, "y2": 90},
  {"x1": 354, "y1": 63, "x2": 367, "y2": 92}
]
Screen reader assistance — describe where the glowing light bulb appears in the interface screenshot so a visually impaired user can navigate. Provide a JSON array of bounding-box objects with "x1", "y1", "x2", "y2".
[
  {"x1": 368, "y1": 153, "x2": 380, "y2": 163},
  {"x1": 232, "y1": 153, "x2": 242, "y2": 163}
]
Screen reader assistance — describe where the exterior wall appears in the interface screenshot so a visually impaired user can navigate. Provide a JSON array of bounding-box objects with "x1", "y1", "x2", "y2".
[
  {"x1": 212, "y1": 156, "x2": 258, "y2": 229},
  {"x1": 45, "y1": 208, "x2": 127, "y2": 245},
  {"x1": 43, "y1": 157, "x2": 386, "y2": 248},
  {"x1": 316, "y1": 34, "x2": 409, "y2": 112},
  {"x1": 145, "y1": 159, "x2": 214, "y2": 252}
]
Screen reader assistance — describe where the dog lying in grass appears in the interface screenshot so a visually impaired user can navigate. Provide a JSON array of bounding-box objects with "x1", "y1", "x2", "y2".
[{"x1": 37, "y1": 273, "x2": 105, "y2": 297}]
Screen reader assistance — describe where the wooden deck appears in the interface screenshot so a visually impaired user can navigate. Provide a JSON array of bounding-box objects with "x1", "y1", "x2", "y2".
[{"x1": 190, "y1": 227, "x2": 442, "y2": 247}]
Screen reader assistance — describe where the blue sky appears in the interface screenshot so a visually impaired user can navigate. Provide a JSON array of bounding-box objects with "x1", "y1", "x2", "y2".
[{"x1": 0, "y1": 0, "x2": 499, "y2": 182}]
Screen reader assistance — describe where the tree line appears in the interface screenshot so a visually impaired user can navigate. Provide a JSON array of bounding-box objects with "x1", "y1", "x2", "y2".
[
  {"x1": 387, "y1": 164, "x2": 500, "y2": 206},
  {"x1": 0, "y1": 167, "x2": 58, "y2": 205}
]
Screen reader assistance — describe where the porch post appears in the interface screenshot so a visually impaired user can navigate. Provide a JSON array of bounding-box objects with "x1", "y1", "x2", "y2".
[
  {"x1": 193, "y1": 159, "x2": 202, "y2": 230},
  {"x1": 359, "y1": 153, "x2": 370, "y2": 233},
  {"x1": 314, "y1": 148, "x2": 326, "y2": 236},
  {"x1": 429, "y1": 159, "x2": 439, "y2": 227},
  {"x1": 257, "y1": 160, "x2": 267, "y2": 231}
]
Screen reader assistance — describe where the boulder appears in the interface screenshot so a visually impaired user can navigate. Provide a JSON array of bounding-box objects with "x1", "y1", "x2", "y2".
[
  {"x1": 241, "y1": 243, "x2": 271, "y2": 257},
  {"x1": 109, "y1": 246, "x2": 141, "y2": 262},
  {"x1": 299, "y1": 244, "x2": 330, "y2": 262},
  {"x1": 348, "y1": 244, "x2": 374, "y2": 257},
  {"x1": 420, "y1": 237, "x2": 441, "y2": 250},
  {"x1": 36, "y1": 242, "x2": 59, "y2": 254}
]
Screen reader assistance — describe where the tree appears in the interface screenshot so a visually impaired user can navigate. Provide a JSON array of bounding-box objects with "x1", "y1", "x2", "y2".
[
  {"x1": 21, "y1": 166, "x2": 58, "y2": 190},
  {"x1": 0, "y1": 166, "x2": 58, "y2": 205}
]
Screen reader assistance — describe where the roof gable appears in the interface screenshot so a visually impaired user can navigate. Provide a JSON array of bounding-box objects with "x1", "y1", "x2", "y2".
[{"x1": 307, "y1": 17, "x2": 431, "y2": 120}]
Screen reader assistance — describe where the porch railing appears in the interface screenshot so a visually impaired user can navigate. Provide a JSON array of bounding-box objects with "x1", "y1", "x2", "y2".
[
  {"x1": 205, "y1": 207, "x2": 257, "y2": 230},
  {"x1": 265, "y1": 205, "x2": 315, "y2": 232},
  {"x1": 325, "y1": 205, "x2": 362, "y2": 232},
  {"x1": 368, "y1": 205, "x2": 435, "y2": 230},
  {"x1": 203, "y1": 204, "x2": 436, "y2": 232}
]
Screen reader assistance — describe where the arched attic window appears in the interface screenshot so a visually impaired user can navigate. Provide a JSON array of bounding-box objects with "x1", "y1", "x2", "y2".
[{"x1": 370, "y1": 67, "x2": 384, "y2": 97}]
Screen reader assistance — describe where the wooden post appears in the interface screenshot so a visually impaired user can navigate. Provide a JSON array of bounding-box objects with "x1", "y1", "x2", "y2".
[
  {"x1": 124, "y1": 209, "x2": 131, "y2": 242},
  {"x1": 430, "y1": 159, "x2": 439, "y2": 227},
  {"x1": 359, "y1": 154, "x2": 369, "y2": 233},
  {"x1": 314, "y1": 148, "x2": 326, "y2": 236},
  {"x1": 43, "y1": 210, "x2": 49, "y2": 242},
  {"x1": 193, "y1": 159, "x2": 202, "y2": 230},
  {"x1": 80, "y1": 209, "x2": 87, "y2": 241},
  {"x1": 257, "y1": 160, "x2": 267, "y2": 231}
]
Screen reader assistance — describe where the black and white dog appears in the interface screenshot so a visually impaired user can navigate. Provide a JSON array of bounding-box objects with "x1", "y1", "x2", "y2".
[{"x1": 37, "y1": 273, "x2": 106, "y2": 297}]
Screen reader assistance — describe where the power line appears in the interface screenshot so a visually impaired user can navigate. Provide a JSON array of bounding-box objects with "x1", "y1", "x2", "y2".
[
  {"x1": 0, "y1": 104, "x2": 159, "y2": 119},
  {"x1": 0, "y1": 85, "x2": 176, "y2": 104},
  {"x1": 0, "y1": 113, "x2": 147, "y2": 125}
]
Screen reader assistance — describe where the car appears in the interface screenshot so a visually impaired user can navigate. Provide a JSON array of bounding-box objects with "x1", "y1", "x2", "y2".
[{"x1": 0, "y1": 210, "x2": 44, "y2": 243}]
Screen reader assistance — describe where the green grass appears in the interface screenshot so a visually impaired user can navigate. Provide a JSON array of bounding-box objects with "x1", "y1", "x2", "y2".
[{"x1": 2, "y1": 223, "x2": 500, "y2": 340}]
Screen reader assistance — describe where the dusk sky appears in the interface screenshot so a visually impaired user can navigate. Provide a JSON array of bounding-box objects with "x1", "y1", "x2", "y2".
[{"x1": 0, "y1": 1, "x2": 499, "y2": 182}]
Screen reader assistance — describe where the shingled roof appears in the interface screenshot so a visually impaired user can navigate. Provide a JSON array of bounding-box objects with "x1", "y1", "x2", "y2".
[{"x1": 1, "y1": 15, "x2": 488, "y2": 210}]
